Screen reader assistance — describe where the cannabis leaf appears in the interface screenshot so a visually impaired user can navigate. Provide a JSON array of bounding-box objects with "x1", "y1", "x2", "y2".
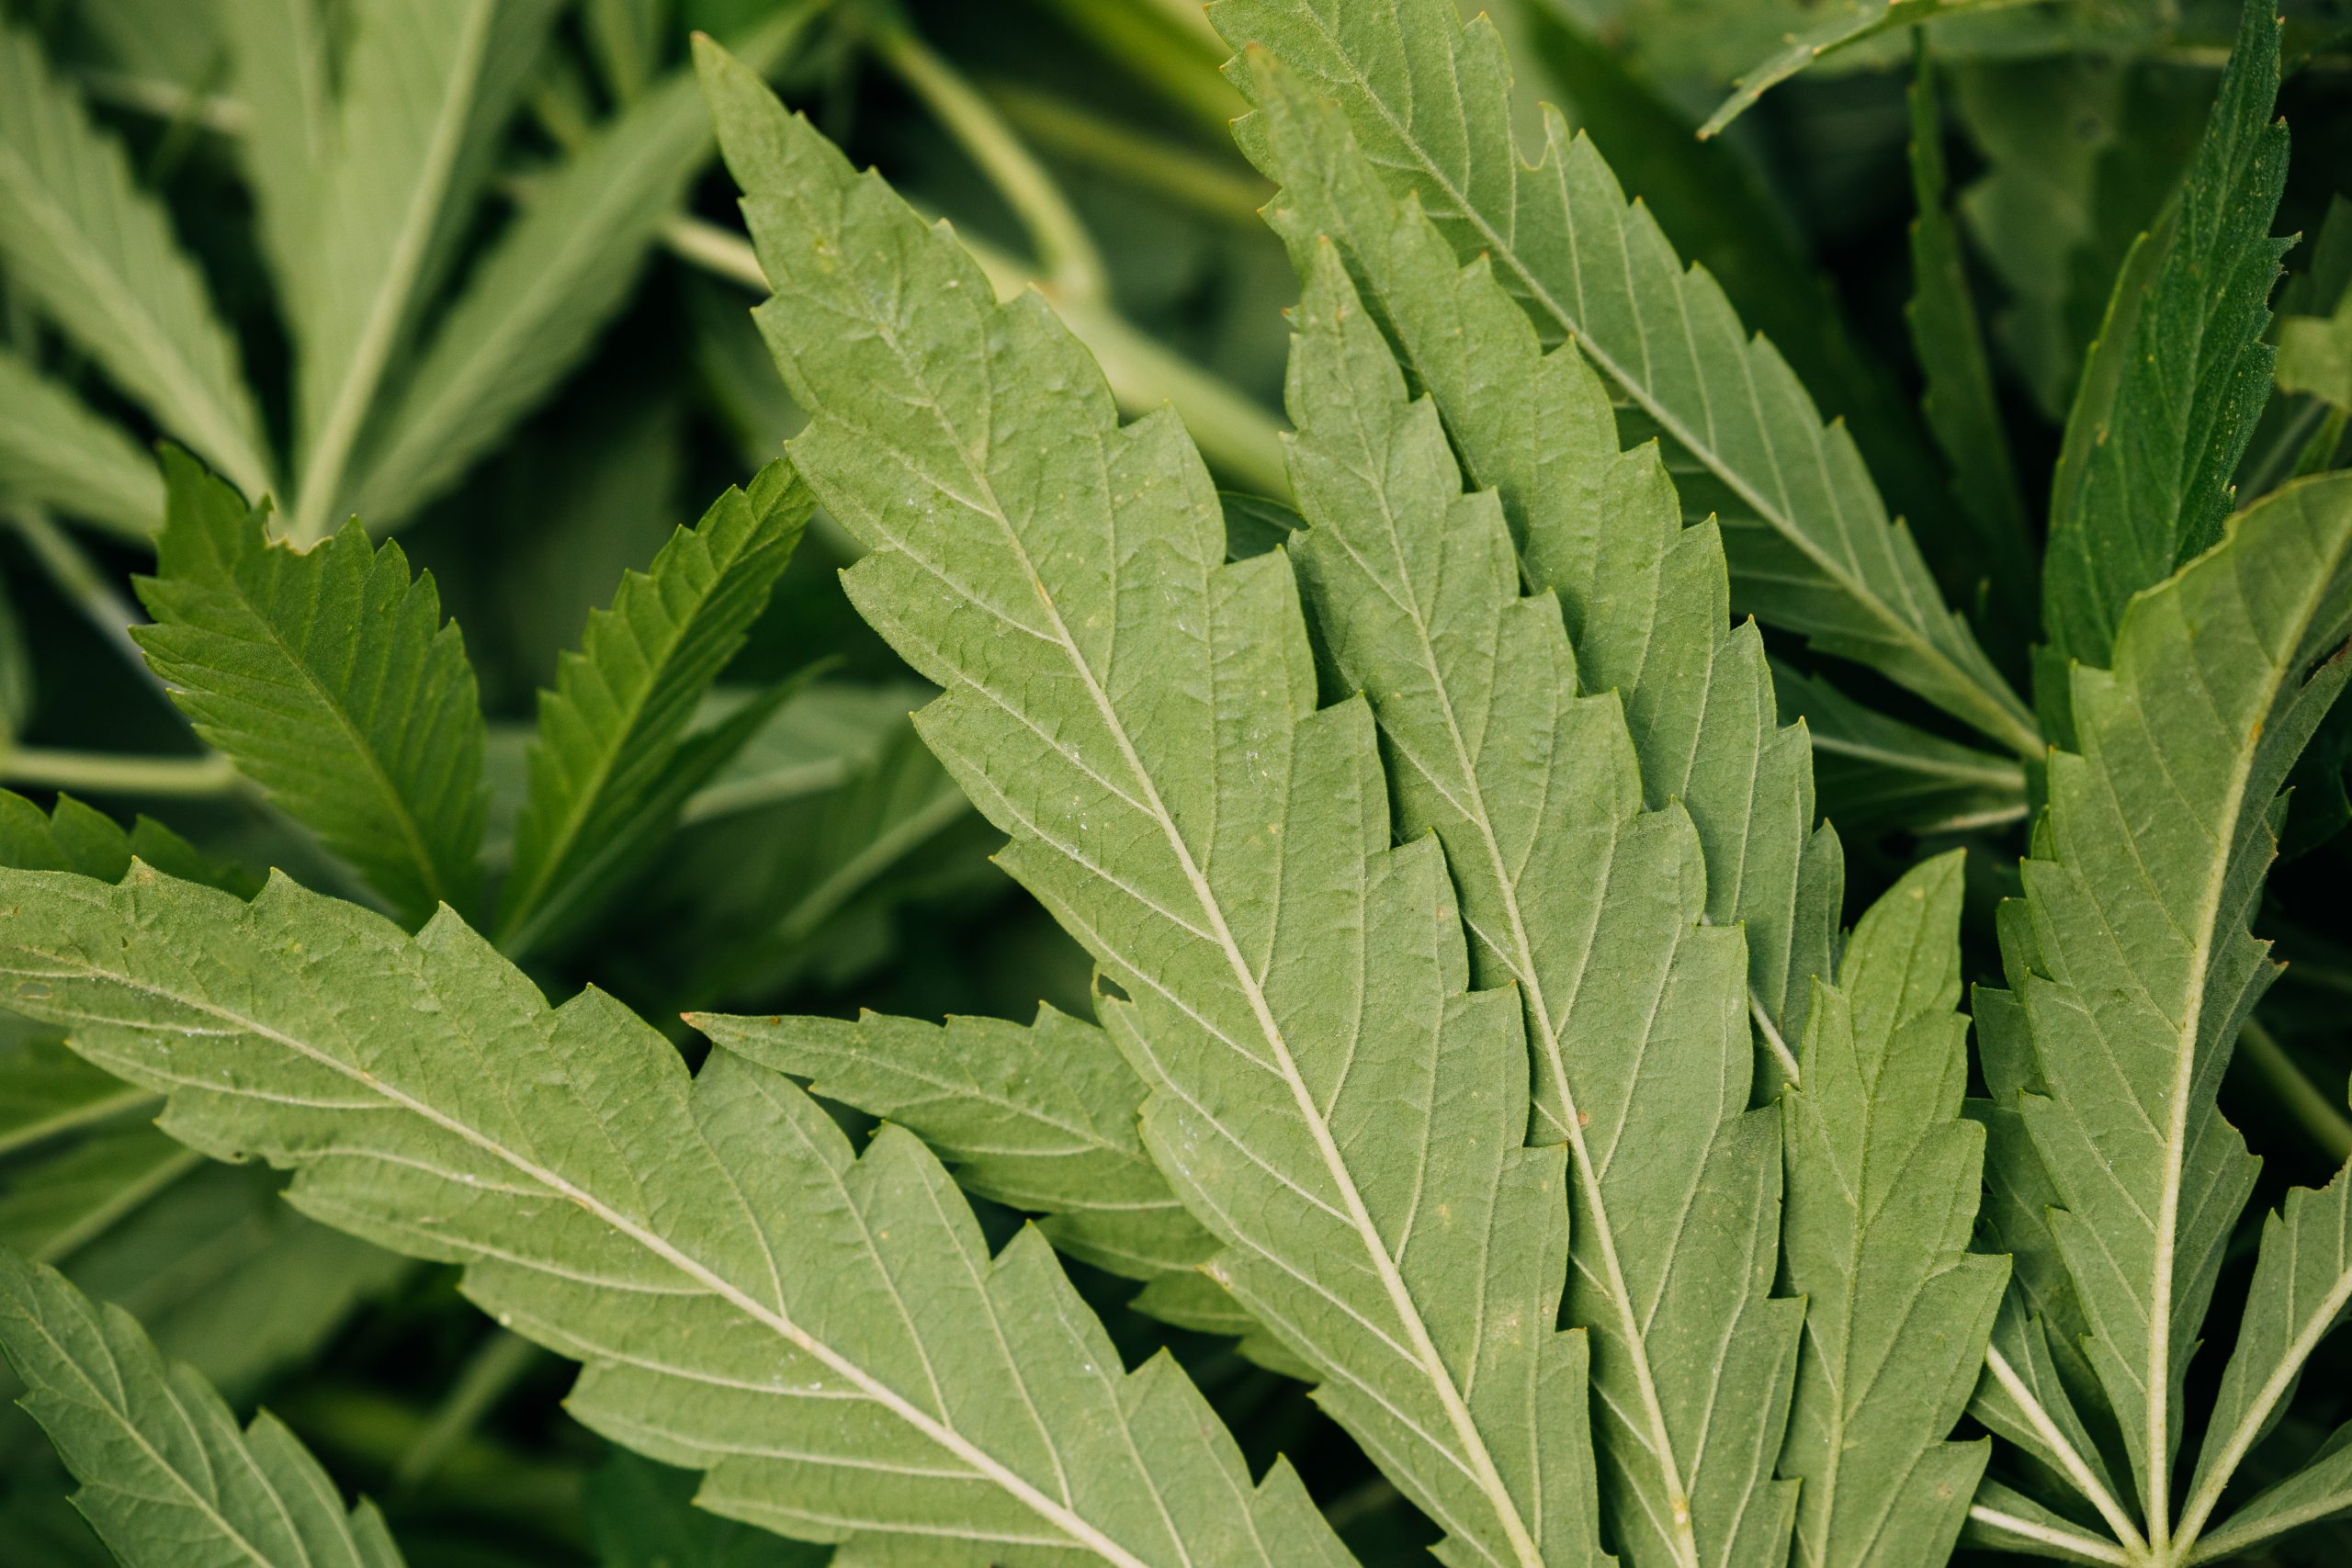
[
  {"x1": 0, "y1": 350, "x2": 164, "y2": 543},
  {"x1": 494, "y1": 461, "x2": 810, "y2": 955},
  {"x1": 1281, "y1": 214, "x2": 1807, "y2": 1566},
  {"x1": 288, "y1": 0, "x2": 563, "y2": 543},
  {"x1": 347, "y1": 5, "x2": 824, "y2": 529},
  {"x1": 1773, "y1": 669, "x2": 2026, "y2": 836},
  {"x1": 0, "y1": 866, "x2": 1356, "y2": 1568},
  {"x1": 1973, "y1": 469, "x2": 2352, "y2": 1562},
  {"x1": 0, "y1": 19, "x2": 273, "y2": 502},
  {"x1": 1213, "y1": 0, "x2": 2040, "y2": 760},
  {"x1": 2041, "y1": 0, "x2": 2288, "y2": 713},
  {"x1": 1244, "y1": 55, "x2": 1838, "y2": 1063},
  {"x1": 0, "y1": 1246, "x2": 407, "y2": 1568},
  {"x1": 220, "y1": 0, "x2": 337, "y2": 326},
  {"x1": 705, "y1": 39, "x2": 1604, "y2": 1567},
  {"x1": 1904, "y1": 44, "x2": 2035, "y2": 631},
  {"x1": 1697, "y1": 0, "x2": 2017, "y2": 139},
  {"x1": 133, "y1": 454, "x2": 488, "y2": 928},
  {"x1": 1778, "y1": 850, "x2": 2006, "y2": 1568}
]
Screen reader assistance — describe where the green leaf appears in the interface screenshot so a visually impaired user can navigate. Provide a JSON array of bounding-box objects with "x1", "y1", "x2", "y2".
[
  {"x1": 348, "y1": 6, "x2": 823, "y2": 529},
  {"x1": 1281, "y1": 233, "x2": 1797, "y2": 1566},
  {"x1": 695, "y1": 1006, "x2": 1226, "y2": 1317},
  {"x1": 2184, "y1": 1420, "x2": 2352, "y2": 1563},
  {"x1": 1214, "y1": 0, "x2": 2039, "y2": 759},
  {"x1": 2277, "y1": 295, "x2": 2352, "y2": 412},
  {"x1": 1984, "y1": 470, "x2": 2352, "y2": 1550},
  {"x1": 0, "y1": 1244, "x2": 408, "y2": 1568},
  {"x1": 0, "y1": 867, "x2": 1357, "y2": 1568},
  {"x1": 1777, "y1": 851, "x2": 2006, "y2": 1568},
  {"x1": 133, "y1": 452, "x2": 489, "y2": 927},
  {"x1": 1244, "y1": 57, "x2": 1839, "y2": 1064},
  {"x1": 1904, "y1": 43, "x2": 2036, "y2": 631},
  {"x1": 0, "y1": 351, "x2": 164, "y2": 542},
  {"x1": 0, "y1": 1039, "x2": 152, "y2": 1162},
  {"x1": 220, "y1": 0, "x2": 338, "y2": 324},
  {"x1": 704, "y1": 39, "x2": 1601, "y2": 1568},
  {"x1": 287, "y1": 0, "x2": 564, "y2": 543},
  {"x1": 1774, "y1": 668, "x2": 2027, "y2": 837},
  {"x1": 0, "y1": 1127, "x2": 198, "y2": 1265},
  {"x1": 1697, "y1": 0, "x2": 2027, "y2": 140},
  {"x1": 0, "y1": 790, "x2": 255, "y2": 900},
  {"x1": 0, "y1": 20, "x2": 273, "y2": 501},
  {"x1": 494, "y1": 461, "x2": 811, "y2": 955},
  {"x1": 2173, "y1": 1159, "x2": 2352, "y2": 1556},
  {"x1": 2041, "y1": 0, "x2": 2290, "y2": 696}
]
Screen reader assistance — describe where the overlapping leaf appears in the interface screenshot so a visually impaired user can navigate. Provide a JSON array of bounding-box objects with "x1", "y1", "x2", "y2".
[
  {"x1": 2041, "y1": 0, "x2": 2289, "y2": 714},
  {"x1": 494, "y1": 461, "x2": 810, "y2": 955},
  {"x1": 1777, "y1": 851, "x2": 2005, "y2": 1568},
  {"x1": 705, "y1": 40, "x2": 1603, "y2": 1568},
  {"x1": 1244, "y1": 59, "x2": 1838, "y2": 1065},
  {"x1": 0, "y1": 866, "x2": 1355, "y2": 1568},
  {"x1": 133, "y1": 454, "x2": 488, "y2": 927},
  {"x1": 0, "y1": 1246, "x2": 407, "y2": 1568},
  {"x1": 1211, "y1": 0, "x2": 2039, "y2": 759},
  {"x1": 0, "y1": 351, "x2": 164, "y2": 541},
  {"x1": 1975, "y1": 471, "x2": 2352, "y2": 1556}
]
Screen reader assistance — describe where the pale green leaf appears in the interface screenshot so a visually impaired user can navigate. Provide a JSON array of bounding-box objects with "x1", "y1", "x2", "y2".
[
  {"x1": 2173, "y1": 1160, "x2": 2352, "y2": 1554},
  {"x1": 132, "y1": 453, "x2": 489, "y2": 927},
  {"x1": 1244, "y1": 60, "x2": 1839, "y2": 1063},
  {"x1": 1904, "y1": 44, "x2": 2036, "y2": 621},
  {"x1": 705, "y1": 39, "x2": 1601, "y2": 1568},
  {"x1": 0, "y1": 1244, "x2": 408, "y2": 1568},
  {"x1": 0, "y1": 790, "x2": 256, "y2": 902},
  {"x1": 1774, "y1": 667, "x2": 2027, "y2": 836},
  {"x1": 1282, "y1": 235, "x2": 1795, "y2": 1567},
  {"x1": 288, "y1": 0, "x2": 563, "y2": 543},
  {"x1": 1984, "y1": 470, "x2": 2352, "y2": 1545},
  {"x1": 2041, "y1": 0, "x2": 2289, "y2": 699},
  {"x1": 0, "y1": 866, "x2": 1356, "y2": 1568},
  {"x1": 2276, "y1": 297, "x2": 2352, "y2": 412},
  {"x1": 494, "y1": 462, "x2": 811, "y2": 955},
  {"x1": 220, "y1": 0, "x2": 337, "y2": 323},
  {"x1": 349, "y1": 6, "x2": 822, "y2": 529},
  {"x1": 1778, "y1": 851, "x2": 2006, "y2": 1568},
  {"x1": 2184, "y1": 1420, "x2": 2352, "y2": 1563},
  {"x1": 1213, "y1": 0, "x2": 2039, "y2": 758},
  {"x1": 0, "y1": 21, "x2": 272, "y2": 501},
  {"x1": 0, "y1": 350, "x2": 164, "y2": 541}
]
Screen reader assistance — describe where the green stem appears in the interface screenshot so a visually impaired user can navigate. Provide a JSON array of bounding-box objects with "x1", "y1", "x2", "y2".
[
  {"x1": 0, "y1": 748, "x2": 240, "y2": 797},
  {"x1": 662, "y1": 215, "x2": 1289, "y2": 496},
  {"x1": 10, "y1": 506, "x2": 148, "y2": 671},
  {"x1": 987, "y1": 80, "x2": 1269, "y2": 225},
  {"x1": 867, "y1": 23, "x2": 1110, "y2": 306},
  {"x1": 393, "y1": 1328, "x2": 547, "y2": 1495},
  {"x1": 1028, "y1": 0, "x2": 1242, "y2": 137},
  {"x1": 2238, "y1": 1017, "x2": 2352, "y2": 1163}
]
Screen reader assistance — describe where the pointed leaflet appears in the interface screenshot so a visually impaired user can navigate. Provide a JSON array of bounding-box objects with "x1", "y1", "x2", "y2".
[
  {"x1": 349, "y1": 5, "x2": 824, "y2": 529},
  {"x1": 2170, "y1": 1160, "x2": 2352, "y2": 1556},
  {"x1": 1283, "y1": 243, "x2": 1794, "y2": 1568},
  {"x1": 2041, "y1": 0, "x2": 2288, "y2": 695},
  {"x1": 0, "y1": 866, "x2": 1355, "y2": 1568},
  {"x1": 133, "y1": 454, "x2": 488, "y2": 928},
  {"x1": 1904, "y1": 45, "x2": 2036, "y2": 633},
  {"x1": 1991, "y1": 471, "x2": 2352, "y2": 1548},
  {"x1": 288, "y1": 0, "x2": 563, "y2": 542},
  {"x1": 695, "y1": 1008, "x2": 1267, "y2": 1349},
  {"x1": 0, "y1": 351, "x2": 164, "y2": 541},
  {"x1": 1772, "y1": 668, "x2": 2026, "y2": 837},
  {"x1": 220, "y1": 0, "x2": 337, "y2": 325},
  {"x1": 1696, "y1": 0, "x2": 2022, "y2": 139},
  {"x1": 704, "y1": 41, "x2": 1601, "y2": 1568},
  {"x1": 1777, "y1": 851, "x2": 2006, "y2": 1568},
  {"x1": 0, "y1": 22, "x2": 272, "y2": 501},
  {"x1": 1211, "y1": 0, "x2": 2039, "y2": 759},
  {"x1": 0, "y1": 1246, "x2": 407, "y2": 1568},
  {"x1": 494, "y1": 462, "x2": 809, "y2": 956},
  {"x1": 1246, "y1": 61, "x2": 1838, "y2": 1063}
]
